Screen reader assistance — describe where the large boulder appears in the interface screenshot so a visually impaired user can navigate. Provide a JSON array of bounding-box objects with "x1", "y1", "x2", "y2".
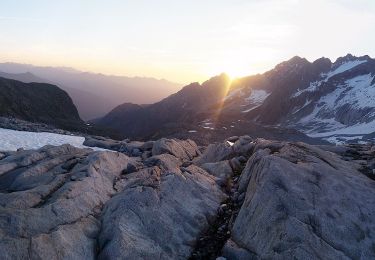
[
  {"x1": 152, "y1": 138, "x2": 200, "y2": 161},
  {"x1": 194, "y1": 142, "x2": 234, "y2": 165},
  {"x1": 201, "y1": 160, "x2": 233, "y2": 186},
  {"x1": 83, "y1": 135, "x2": 123, "y2": 150},
  {"x1": 0, "y1": 144, "x2": 135, "y2": 259},
  {"x1": 223, "y1": 141, "x2": 375, "y2": 259},
  {"x1": 98, "y1": 163, "x2": 226, "y2": 259}
]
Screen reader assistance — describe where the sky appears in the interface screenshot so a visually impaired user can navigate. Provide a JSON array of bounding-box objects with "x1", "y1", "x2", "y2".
[{"x1": 0, "y1": 0, "x2": 375, "y2": 84}]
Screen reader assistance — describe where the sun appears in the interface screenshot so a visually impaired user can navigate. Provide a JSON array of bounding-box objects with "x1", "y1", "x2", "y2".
[{"x1": 207, "y1": 60, "x2": 253, "y2": 81}]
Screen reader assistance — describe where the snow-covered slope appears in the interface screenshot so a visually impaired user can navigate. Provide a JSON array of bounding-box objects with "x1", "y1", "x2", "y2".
[
  {"x1": 0, "y1": 128, "x2": 106, "y2": 151},
  {"x1": 287, "y1": 55, "x2": 375, "y2": 144},
  {"x1": 223, "y1": 87, "x2": 271, "y2": 114},
  {"x1": 220, "y1": 54, "x2": 375, "y2": 144}
]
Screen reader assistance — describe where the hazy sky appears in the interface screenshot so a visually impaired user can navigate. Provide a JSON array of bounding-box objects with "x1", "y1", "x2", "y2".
[{"x1": 0, "y1": 0, "x2": 374, "y2": 84}]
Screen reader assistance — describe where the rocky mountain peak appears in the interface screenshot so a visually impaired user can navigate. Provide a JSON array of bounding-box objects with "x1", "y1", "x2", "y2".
[
  {"x1": 202, "y1": 73, "x2": 231, "y2": 88},
  {"x1": 334, "y1": 53, "x2": 370, "y2": 67},
  {"x1": 312, "y1": 57, "x2": 332, "y2": 72},
  {"x1": 274, "y1": 56, "x2": 310, "y2": 70}
]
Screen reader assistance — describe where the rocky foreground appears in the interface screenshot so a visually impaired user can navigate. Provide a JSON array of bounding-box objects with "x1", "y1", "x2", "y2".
[{"x1": 0, "y1": 136, "x2": 375, "y2": 259}]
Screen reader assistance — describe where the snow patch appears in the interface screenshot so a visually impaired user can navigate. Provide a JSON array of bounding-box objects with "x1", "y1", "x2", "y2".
[
  {"x1": 292, "y1": 59, "x2": 368, "y2": 98},
  {"x1": 297, "y1": 73, "x2": 375, "y2": 135},
  {"x1": 0, "y1": 128, "x2": 107, "y2": 151},
  {"x1": 324, "y1": 135, "x2": 363, "y2": 145},
  {"x1": 242, "y1": 105, "x2": 260, "y2": 113},
  {"x1": 224, "y1": 88, "x2": 243, "y2": 101},
  {"x1": 292, "y1": 81, "x2": 321, "y2": 97},
  {"x1": 201, "y1": 126, "x2": 215, "y2": 130},
  {"x1": 292, "y1": 99, "x2": 312, "y2": 114},
  {"x1": 226, "y1": 141, "x2": 234, "y2": 146},
  {"x1": 308, "y1": 120, "x2": 375, "y2": 137},
  {"x1": 325, "y1": 59, "x2": 367, "y2": 80},
  {"x1": 245, "y1": 90, "x2": 271, "y2": 105}
]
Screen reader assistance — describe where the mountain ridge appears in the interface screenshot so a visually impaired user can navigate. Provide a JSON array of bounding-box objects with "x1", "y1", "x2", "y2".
[
  {"x1": 0, "y1": 62, "x2": 183, "y2": 120},
  {"x1": 0, "y1": 76, "x2": 83, "y2": 130},
  {"x1": 94, "y1": 54, "x2": 375, "y2": 145}
]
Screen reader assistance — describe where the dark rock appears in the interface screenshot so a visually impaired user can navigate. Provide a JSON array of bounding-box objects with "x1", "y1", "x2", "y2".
[
  {"x1": 229, "y1": 157, "x2": 242, "y2": 172},
  {"x1": 226, "y1": 136, "x2": 239, "y2": 142},
  {"x1": 0, "y1": 77, "x2": 83, "y2": 131}
]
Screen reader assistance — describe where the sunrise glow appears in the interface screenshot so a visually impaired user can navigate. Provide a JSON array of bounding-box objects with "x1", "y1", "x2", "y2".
[{"x1": 1, "y1": 0, "x2": 374, "y2": 84}]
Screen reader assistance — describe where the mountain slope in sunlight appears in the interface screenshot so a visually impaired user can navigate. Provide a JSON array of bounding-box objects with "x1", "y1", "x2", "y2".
[{"x1": 94, "y1": 74, "x2": 232, "y2": 139}]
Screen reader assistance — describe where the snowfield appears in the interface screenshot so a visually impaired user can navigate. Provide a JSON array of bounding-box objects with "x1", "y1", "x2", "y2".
[
  {"x1": 324, "y1": 59, "x2": 367, "y2": 80},
  {"x1": 245, "y1": 90, "x2": 271, "y2": 105},
  {"x1": 0, "y1": 128, "x2": 106, "y2": 151},
  {"x1": 292, "y1": 59, "x2": 370, "y2": 98}
]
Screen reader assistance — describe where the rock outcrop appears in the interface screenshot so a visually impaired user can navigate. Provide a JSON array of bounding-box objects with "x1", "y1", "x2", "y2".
[
  {"x1": 0, "y1": 138, "x2": 225, "y2": 259},
  {"x1": 98, "y1": 161, "x2": 225, "y2": 259},
  {"x1": 152, "y1": 138, "x2": 200, "y2": 161},
  {"x1": 1, "y1": 136, "x2": 374, "y2": 259},
  {"x1": 0, "y1": 144, "x2": 135, "y2": 259},
  {"x1": 222, "y1": 140, "x2": 375, "y2": 259},
  {"x1": 0, "y1": 77, "x2": 83, "y2": 131}
]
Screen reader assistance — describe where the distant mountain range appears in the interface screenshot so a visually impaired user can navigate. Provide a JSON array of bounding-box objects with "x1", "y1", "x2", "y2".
[
  {"x1": 0, "y1": 63, "x2": 182, "y2": 120},
  {"x1": 0, "y1": 54, "x2": 373, "y2": 145},
  {"x1": 94, "y1": 54, "x2": 375, "y2": 144},
  {"x1": 225, "y1": 54, "x2": 375, "y2": 144}
]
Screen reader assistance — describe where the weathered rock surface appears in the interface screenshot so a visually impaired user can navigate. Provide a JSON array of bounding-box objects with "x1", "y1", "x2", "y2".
[
  {"x1": 0, "y1": 138, "x2": 226, "y2": 260},
  {"x1": 223, "y1": 139, "x2": 375, "y2": 259},
  {"x1": 1, "y1": 136, "x2": 375, "y2": 260},
  {"x1": 83, "y1": 135, "x2": 124, "y2": 150},
  {"x1": 0, "y1": 144, "x2": 135, "y2": 259},
  {"x1": 194, "y1": 142, "x2": 234, "y2": 165},
  {"x1": 152, "y1": 138, "x2": 200, "y2": 161},
  {"x1": 201, "y1": 160, "x2": 233, "y2": 186},
  {"x1": 83, "y1": 136, "x2": 155, "y2": 157},
  {"x1": 98, "y1": 162, "x2": 226, "y2": 259}
]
